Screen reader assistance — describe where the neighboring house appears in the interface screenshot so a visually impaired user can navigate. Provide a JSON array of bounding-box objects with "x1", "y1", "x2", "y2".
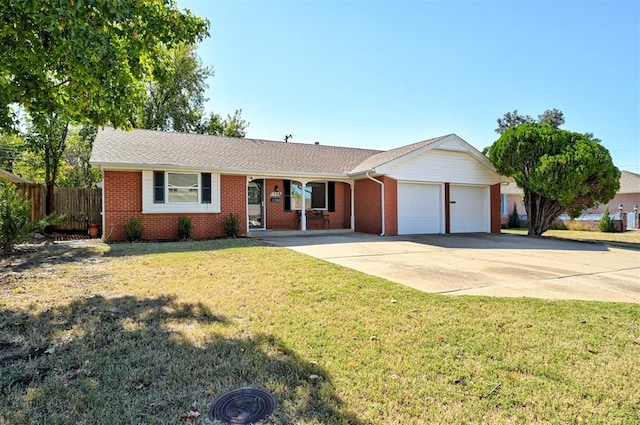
[
  {"x1": 0, "y1": 169, "x2": 32, "y2": 184},
  {"x1": 500, "y1": 170, "x2": 640, "y2": 220},
  {"x1": 90, "y1": 128, "x2": 507, "y2": 241}
]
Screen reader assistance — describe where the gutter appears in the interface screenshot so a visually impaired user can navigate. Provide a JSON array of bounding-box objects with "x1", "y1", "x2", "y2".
[{"x1": 365, "y1": 170, "x2": 385, "y2": 236}]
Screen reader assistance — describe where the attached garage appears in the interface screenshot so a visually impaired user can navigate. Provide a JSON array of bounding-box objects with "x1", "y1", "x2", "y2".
[
  {"x1": 360, "y1": 134, "x2": 504, "y2": 236},
  {"x1": 449, "y1": 185, "x2": 490, "y2": 233},
  {"x1": 397, "y1": 182, "x2": 442, "y2": 235}
]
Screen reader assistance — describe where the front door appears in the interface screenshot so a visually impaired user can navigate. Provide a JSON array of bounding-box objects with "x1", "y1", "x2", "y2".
[{"x1": 248, "y1": 179, "x2": 264, "y2": 230}]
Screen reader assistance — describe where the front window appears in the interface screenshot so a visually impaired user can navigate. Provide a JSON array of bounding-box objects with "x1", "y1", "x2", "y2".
[
  {"x1": 291, "y1": 181, "x2": 326, "y2": 209},
  {"x1": 168, "y1": 173, "x2": 198, "y2": 202}
]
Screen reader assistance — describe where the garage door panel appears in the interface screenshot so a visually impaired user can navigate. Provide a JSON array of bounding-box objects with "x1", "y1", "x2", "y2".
[
  {"x1": 398, "y1": 183, "x2": 441, "y2": 235},
  {"x1": 450, "y1": 185, "x2": 489, "y2": 233}
]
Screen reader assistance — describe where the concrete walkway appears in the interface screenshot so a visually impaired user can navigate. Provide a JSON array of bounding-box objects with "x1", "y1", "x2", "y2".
[{"x1": 258, "y1": 232, "x2": 640, "y2": 303}]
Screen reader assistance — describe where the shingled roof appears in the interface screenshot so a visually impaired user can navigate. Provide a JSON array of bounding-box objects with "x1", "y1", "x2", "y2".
[
  {"x1": 619, "y1": 171, "x2": 640, "y2": 193},
  {"x1": 91, "y1": 128, "x2": 383, "y2": 176},
  {"x1": 91, "y1": 128, "x2": 479, "y2": 177}
]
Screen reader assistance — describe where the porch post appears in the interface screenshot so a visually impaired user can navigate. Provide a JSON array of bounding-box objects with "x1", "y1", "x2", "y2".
[
  {"x1": 349, "y1": 181, "x2": 355, "y2": 230},
  {"x1": 301, "y1": 181, "x2": 307, "y2": 231}
]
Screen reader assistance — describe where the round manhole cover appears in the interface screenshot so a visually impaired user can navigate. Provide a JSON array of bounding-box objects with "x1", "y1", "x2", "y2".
[{"x1": 209, "y1": 387, "x2": 276, "y2": 424}]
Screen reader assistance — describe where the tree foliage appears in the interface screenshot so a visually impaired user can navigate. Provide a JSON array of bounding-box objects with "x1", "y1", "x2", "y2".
[
  {"x1": 0, "y1": 132, "x2": 22, "y2": 171},
  {"x1": 198, "y1": 109, "x2": 249, "y2": 137},
  {"x1": 137, "y1": 43, "x2": 212, "y2": 133},
  {"x1": 134, "y1": 44, "x2": 248, "y2": 137},
  {"x1": 489, "y1": 123, "x2": 620, "y2": 236},
  {"x1": 23, "y1": 112, "x2": 70, "y2": 215},
  {"x1": 58, "y1": 124, "x2": 101, "y2": 188},
  {"x1": 0, "y1": 0, "x2": 209, "y2": 130},
  {"x1": 0, "y1": 182, "x2": 32, "y2": 254},
  {"x1": 495, "y1": 108, "x2": 565, "y2": 134}
]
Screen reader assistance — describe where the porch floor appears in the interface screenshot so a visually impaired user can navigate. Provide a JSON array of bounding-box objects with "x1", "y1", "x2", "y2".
[{"x1": 246, "y1": 228, "x2": 354, "y2": 237}]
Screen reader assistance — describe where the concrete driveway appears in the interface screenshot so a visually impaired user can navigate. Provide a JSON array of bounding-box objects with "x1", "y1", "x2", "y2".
[{"x1": 259, "y1": 232, "x2": 640, "y2": 303}]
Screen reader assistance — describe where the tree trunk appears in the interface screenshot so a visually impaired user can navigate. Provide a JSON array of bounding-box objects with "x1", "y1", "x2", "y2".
[
  {"x1": 524, "y1": 190, "x2": 564, "y2": 236},
  {"x1": 44, "y1": 120, "x2": 69, "y2": 215}
]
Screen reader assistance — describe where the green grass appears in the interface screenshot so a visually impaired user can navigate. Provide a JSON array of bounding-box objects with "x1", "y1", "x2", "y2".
[
  {"x1": 1, "y1": 239, "x2": 639, "y2": 424},
  {"x1": 502, "y1": 228, "x2": 640, "y2": 249}
]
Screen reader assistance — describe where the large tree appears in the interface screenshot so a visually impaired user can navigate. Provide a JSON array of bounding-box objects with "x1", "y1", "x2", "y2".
[
  {"x1": 198, "y1": 109, "x2": 248, "y2": 137},
  {"x1": 489, "y1": 123, "x2": 620, "y2": 236},
  {"x1": 495, "y1": 108, "x2": 565, "y2": 134},
  {"x1": 58, "y1": 124, "x2": 100, "y2": 188},
  {"x1": 137, "y1": 43, "x2": 212, "y2": 132},
  {"x1": 0, "y1": 0, "x2": 209, "y2": 130},
  {"x1": 23, "y1": 112, "x2": 70, "y2": 215},
  {"x1": 135, "y1": 43, "x2": 248, "y2": 137}
]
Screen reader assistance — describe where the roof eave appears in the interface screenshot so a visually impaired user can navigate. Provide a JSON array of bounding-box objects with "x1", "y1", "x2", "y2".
[{"x1": 90, "y1": 161, "x2": 353, "y2": 180}]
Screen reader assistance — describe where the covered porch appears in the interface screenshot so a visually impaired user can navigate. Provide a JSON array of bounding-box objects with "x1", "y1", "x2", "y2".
[{"x1": 246, "y1": 177, "x2": 355, "y2": 233}]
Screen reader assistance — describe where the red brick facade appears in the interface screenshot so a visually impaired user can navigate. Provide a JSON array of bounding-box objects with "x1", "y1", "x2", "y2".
[
  {"x1": 103, "y1": 171, "x2": 247, "y2": 241},
  {"x1": 261, "y1": 179, "x2": 352, "y2": 231},
  {"x1": 103, "y1": 171, "x2": 500, "y2": 241},
  {"x1": 102, "y1": 173, "x2": 355, "y2": 241},
  {"x1": 354, "y1": 176, "x2": 398, "y2": 235},
  {"x1": 490, "y1": 183, "x2": 501, "y2": 233}
]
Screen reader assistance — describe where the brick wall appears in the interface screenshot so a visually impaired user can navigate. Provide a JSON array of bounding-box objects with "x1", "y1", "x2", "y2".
[
  {"x1": 490, "y1": 183, "x2": 502, "y2": 233},
  {"x1": 383, "y1": 176, "x2": 398, "y2": 236},
  {"x1": 263, "y1": 179, "x2": 351, "y2": 230},
  {"x1": 103, "y1": 171, "x2": 246, "y2": 241}
]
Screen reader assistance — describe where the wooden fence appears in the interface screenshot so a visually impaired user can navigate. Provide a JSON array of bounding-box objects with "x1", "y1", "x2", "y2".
[
  {"x1": 54, "y1": 187, "x2": 102, "y2": 231},
  {"x1": 14, "y1": 184, "x2": 102, "y2": 232},
  {"x1": 15, "y1": 183, "x2": 46, "y2": 221}
]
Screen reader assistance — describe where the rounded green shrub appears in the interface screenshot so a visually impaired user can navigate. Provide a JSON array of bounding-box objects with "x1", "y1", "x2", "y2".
[
  {"x1": 598, "y1": 208, "x2": 616, "y2": 233},
  {"x1": 177, "y1": 215, "x2": 192, "y2": 240},
  {"x1": 125, "y1": 216, "x2": 144, "y2": 241}
]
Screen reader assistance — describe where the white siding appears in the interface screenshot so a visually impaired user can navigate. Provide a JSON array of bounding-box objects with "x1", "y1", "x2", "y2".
[
  {"x1": 142, "y1": 170, "x2": 221, "y2": 214},
  {"x1": 383, "y1": 150, "x2": 499, "y2": 185},
  {"x1": 450, "y1": 185, "x2": 489, "y2": 233},
  {"x1": 397, "y1": 183, "x2": 442, "y2": 234}
]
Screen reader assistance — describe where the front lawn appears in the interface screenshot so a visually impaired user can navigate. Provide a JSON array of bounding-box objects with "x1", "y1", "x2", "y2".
[
  {"x1": 1, "y1": 240, "x2": 638, "y2": 424},
  {"x1": 502, "y1": 228, "x2": 640, "y2": 249}
]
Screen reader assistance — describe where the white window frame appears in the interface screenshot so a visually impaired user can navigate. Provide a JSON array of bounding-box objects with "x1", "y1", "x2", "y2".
[
  {"x1": 290, "y1": 181, "x2": 327, "y2": 210},
  {"x1": 142, "y1": 170, "x2": 220, "y2": 213},
  {"x1": 167, "y1": 172, "x2": 199, "y2": 203}
]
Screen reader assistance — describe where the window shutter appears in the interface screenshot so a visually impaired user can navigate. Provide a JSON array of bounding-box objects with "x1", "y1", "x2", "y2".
[
  {"x1": 328, "y1": 181, "x2": 335, "y2": 212},
  {"x1": 153, "y1": 171, "x2": 165, "y2": 203},
  {"x1": 283, "y1": 180, "x2": 291, "y2": 211},
  {"x1": 201, "y1": 173, "x2": 212, "y2": 203}
]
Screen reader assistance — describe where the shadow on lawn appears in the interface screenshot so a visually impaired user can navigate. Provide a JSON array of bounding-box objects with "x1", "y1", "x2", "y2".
[
  {"x1": 0, "y1": 243, "x2": 102, "y2": 274},
  {"x1": 0, "y1": 294, "x2": 365, "y2": 424}
]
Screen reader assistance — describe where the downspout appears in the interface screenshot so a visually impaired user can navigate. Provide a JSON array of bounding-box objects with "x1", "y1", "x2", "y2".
[
  {"x1": 365, "y1": 171, "x2": 385, "y2": 236},
  {"x1": 100, "y1": 165, "x2": 106, "y2": 241}
]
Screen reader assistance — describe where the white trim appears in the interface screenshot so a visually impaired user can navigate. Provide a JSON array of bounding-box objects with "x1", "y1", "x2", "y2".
[
  {"x1": 93, "y1": 163, "x2": 352, "y2": 180},
  {"x1": 142, "y1": 170, "x2": 220, "y2": 213},
  {"x1": 290, "y1": 180, "x2": 328, "y2": 211},
  {"x1": 374, "y1": 134, "x2": 498, "y2": 176}
]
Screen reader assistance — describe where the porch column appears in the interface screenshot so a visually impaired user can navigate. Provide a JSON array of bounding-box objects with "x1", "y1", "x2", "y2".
[
  {"x1": 300, "y1": 181, "x2": 307, "y2": 231},
  {"x1": 349, "y1": 181, "x2": 355, "y2": 230}
]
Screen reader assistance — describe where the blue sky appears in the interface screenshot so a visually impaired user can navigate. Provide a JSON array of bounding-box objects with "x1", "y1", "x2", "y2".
[{"x1": 178, "y1": 0, "x2": 640, "y2": 173}]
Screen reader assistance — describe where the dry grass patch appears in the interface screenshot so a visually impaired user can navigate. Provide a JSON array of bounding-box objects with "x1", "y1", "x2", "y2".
[
  {"x1": 502, "y1": 228, "x2": 640, "y2": 248},
  {"x1": 1, "y1": 239, "x2": 639, "y2": 424}
]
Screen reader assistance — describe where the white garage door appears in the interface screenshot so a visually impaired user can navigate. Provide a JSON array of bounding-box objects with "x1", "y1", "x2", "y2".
[
  {"x1": 397, "y1": 183, "x2": 442, "y2": 235},
  {"x1": 450, "y1": 185, "x2": 489, "y2": 233}
]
